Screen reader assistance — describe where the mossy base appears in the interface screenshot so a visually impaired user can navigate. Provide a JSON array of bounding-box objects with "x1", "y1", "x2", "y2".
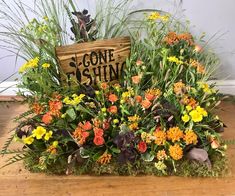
[{"x1": 24, "y1": 152, "x2": 229, "y2": 177}]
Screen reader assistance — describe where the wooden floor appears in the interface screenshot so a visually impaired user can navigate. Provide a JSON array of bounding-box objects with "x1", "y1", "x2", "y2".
[{"x1": 0, "y1": 101, "x2": 235, "y2": 196}]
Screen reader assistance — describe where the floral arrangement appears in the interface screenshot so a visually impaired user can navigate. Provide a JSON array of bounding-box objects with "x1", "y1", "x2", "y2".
[{"x1": 0, "y1": 0, "x2": 229, "y2": 176}]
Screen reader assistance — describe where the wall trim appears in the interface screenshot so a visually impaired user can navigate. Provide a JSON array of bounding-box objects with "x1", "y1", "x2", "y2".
[
  {"x1": 1, "y1": 80, "x2": 235, "y2": 96},
  {"x1": 0, "y1": 81, "x2": 18, "y2": 96}
]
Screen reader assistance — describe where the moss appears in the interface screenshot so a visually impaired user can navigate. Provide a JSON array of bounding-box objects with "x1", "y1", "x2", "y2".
[{"x1": 23, "y1": 152, "x2": 229, "y2": 177}]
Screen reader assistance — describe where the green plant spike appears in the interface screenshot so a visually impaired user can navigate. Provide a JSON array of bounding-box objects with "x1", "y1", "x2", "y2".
[
  {"x1": 223, "y1": 139, "x2": 235, "y2": 145},
  {"x1": 1, "y1": 153, "x2": 29, "y2": 169},
  {"x1": 1, "y1": 132, "x2": 15, "y2": 156},
  {"x1": 14, "y1": 110, "x2": 34, "y2": 122}
]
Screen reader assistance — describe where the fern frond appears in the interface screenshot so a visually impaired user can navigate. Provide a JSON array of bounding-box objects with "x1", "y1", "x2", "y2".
[
  {"x1": 1, "y1": 153, "x2": 29, "y2": 169},
  {"x1": 223, "y1": 139, "x2": 235, "y2": 145},
  {"x1": 1, "y1": 132, "x2": 15, "y2": 156},
  {"x1": 0, "y1": 149, "x2": 26, "y2": 155},
  {"x1": 14, "y1": 110, "x2": 34, "y2": 122}
]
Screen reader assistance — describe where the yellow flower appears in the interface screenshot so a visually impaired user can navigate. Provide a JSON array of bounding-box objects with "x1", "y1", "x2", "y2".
[
  {"x1": 19, "y1": 57, "x2": 39, "y2": 73},
  {"x1": 186, "y1": 105, "x2": 192, "y2": 111},
  {"x1": 43, "y1": 16, "x2": 49, "y2": 21},
  {"x1": 128, "y1": 115, "x2": 141, "y2": 122},
  {"x1": 198, "y1": 82, "x2": 214, "y2": 94},
  {"x1": 167, "y1": 56, "x2": 184, "y2": 65},
  {"x1": 155, "y1": 161, "x2": 167, "y2": 171},
  {"x1": 113, "y1": 119, "x2": 119, "y2": 124},
  {"x1": 167, "y1": 127, "x2": 184, "y2": 142},
  {"x1": 196, "y1": 106, "x2": 208, "y2": 117},
  {"x1": 23, "y1": 136, "x2": 34, "y2": 145},
  {"x1": 184, "y1": 130, "x2": 198, "y2": 145},
  {"x1": 32, "y1": 126, "x2": 47, "y2": 139},
  {"x1": 42, "y1": 63, "x2": 50, "y2": 68},
  {"x1": 122, "y1": 88, "x2": 134, "y2": 99},
  {"x1": 44, "y1": 131, "x2": 53, "y2": 141},
  {"x1": 52, "y1": 141, "x2": 59, "y2": 147},
  {"x1": 63, "y1": 94, "x2": 85, "y2": 105},
  {"x1": 189, "y1": 110, "x2": 203, "y2": 122},
  {"x1": 182, "y1": 114, "x2": 190, "y2": 123},
  {"x1": 129, "y1": 122, "x2": 139, "y2": 131},
  {"x1": 148, "y1": 12, "x2": 161, "y2": 20},
  {"x1": 101, "y1": 108, "x2": 107, "y2": 113},
  {"x1": 141, "y1": 132, "x2": 152, "y2": 143},
  {"x1": 161, "y1": 15, "x2": 170, "y2": 22},
  {"x1": 169, "y1": 144, "x2": 183, "y2": 160},
  {"x1": 141, "y1": 132, "x2": 147, "y2": 140}
]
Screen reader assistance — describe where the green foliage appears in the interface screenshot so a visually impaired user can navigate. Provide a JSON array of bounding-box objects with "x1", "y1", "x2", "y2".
[
  {"x1": 1, "y1": 132, "x2": 15, "y2": 156},
  {"x1": 1, "y1": 152, "x2": 31, "y2": 169}
]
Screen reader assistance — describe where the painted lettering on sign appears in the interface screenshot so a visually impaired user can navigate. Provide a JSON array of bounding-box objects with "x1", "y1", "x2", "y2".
[{"x1": 56, "y1": 37, "x2": 131, "y2": 86}]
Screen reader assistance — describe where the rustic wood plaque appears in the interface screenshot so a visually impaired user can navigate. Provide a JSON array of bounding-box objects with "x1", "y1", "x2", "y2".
[{"x1": 56, "y1": 37, "x2": 131, "y2": 86}]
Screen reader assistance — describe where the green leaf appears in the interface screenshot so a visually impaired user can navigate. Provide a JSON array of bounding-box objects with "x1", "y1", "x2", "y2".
[
  {"x1": 66, "y1": 108, "x2": 76, "y2": 121},
  {"x1": 141, "y1": 152, "x2": 155, "y2": 162},
  {"x1": 111, "y1": 147, "x2": 121, "y2": 154}
]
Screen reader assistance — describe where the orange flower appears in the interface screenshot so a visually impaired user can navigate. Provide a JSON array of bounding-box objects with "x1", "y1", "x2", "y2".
[
  {"x1": 189, "y1": 59, "x2": 205, "y2": 74},
  {"x1": 164, "y1": 32, "x2": 194, "y2": 46},
  {"x1": 94, "y1": 127, "x2": 104, "y2": 137},
  {"x1": 157, "y1": 150, "x2": 167, "y2": 160},
  {"x1": 79, "y1": 121, "x2": 92, "y2": 131},
  {"x1": 52, "y1": 92, "x2": 62, "y2": 100},
  {"x1": 167, "y1": 127, "x2": 184, "y2": 142},
  {"x1": 211, "y1": 139, "x2": 220, "y2": 149},
  {"x1": 129, "y1": 122, "x2": 139, "y2": 131},
  {"x1": 145, "y1": 93, "x2": 155, "y2": 101},
  {"x1": 132, "y1": 75, "x2": 141, "y2": 84},
  {"x1": 93, "y1": 136, "x2": 105, "y2": 146},
  {"x1": 197, "y1": 65, "x2": 205, "y2": 74},
  {"x1": 164, "y1": 31, "x2": 179, "y2": 45},
  {"x1": 145, "y1": 88, "x2": 162, "y2": 101},
  {"x1": 97, "y1": 152, "x2": 112, "y2": 164},
  {"x1": 173, "y1": 81, "x2": 185, "y2": 95},
  {"x1": 49, "y1": 100, "x2": 63, "y2": 117},
  {"x1": 73, "y1": 126, "x2": 90, "y2": 145},
  {"x1": 93, "y1": 119, "x2": 101, "y2": 127},
  {"x1": 180, "y1": 95, "x2": 190, "y2": 105},
  {"x1": 184, "y1": 130, "x2": 198, "y2": 145},
  {"x1": 154, "y1": 130, "x2": 166, "y2": 145},
  {"x1": 135, "y1": 95, "x2": 142, "y2": 103},
  {"x1": 177, "y1": 33, "x2": 194, "y2": 45},
  {"x1": 136, "y1": 60, "x2": 144, "y2": 66},
  {"x1": 100, "y1": 82, "x2": 108, "y2": 90},
  {"x1": 42, "y1": 112, "x2": 53, "y2": 125},
  {"x1": 108, "y1": 105, "x2": 118, "y2": 114},
  {"x1": 32, "y1": 102, "x2": 43, "y2": 115},
  {"x1": 108, "y1": 94, "x2": 118, "y2": 103},
  {"x1": 141, "y1": 99, "x2": 152, "y2": 109},
  {"x1": 194, "y1": 44, "x2": 203, "y2": 53},
  {"x1": 102, "y1": 120, "x2": 110, "y2": 130},
  {"x1": 188, "y1": 98, "x2": 197, "y2": 108},
  {"x1": 169, "y1": 144, "x2": 183, "y2": 160}
]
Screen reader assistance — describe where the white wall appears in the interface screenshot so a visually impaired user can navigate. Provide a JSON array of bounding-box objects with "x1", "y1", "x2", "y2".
[{"x1": 0, "y1": 0, "x2": 235, "y2": 82}]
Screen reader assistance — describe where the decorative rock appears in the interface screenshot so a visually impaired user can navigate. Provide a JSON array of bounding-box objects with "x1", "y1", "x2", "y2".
[{"x1": 186, "y1": 148, "x2": 211, "y2": 169}]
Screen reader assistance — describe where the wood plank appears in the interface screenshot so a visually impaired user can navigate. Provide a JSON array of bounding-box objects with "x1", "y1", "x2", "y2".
[{"x1": 56, "y1": 37, "x2": 131, "y2": 86}]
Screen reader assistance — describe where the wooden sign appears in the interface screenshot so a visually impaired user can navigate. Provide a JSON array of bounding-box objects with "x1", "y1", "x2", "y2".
[{"x1": 56, "y1": 37, "x2": 131, "y2": 86}]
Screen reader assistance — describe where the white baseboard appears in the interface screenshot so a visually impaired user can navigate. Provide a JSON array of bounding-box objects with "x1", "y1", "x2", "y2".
[
  {"x1": 0, "y1": 81, "x2": 18, "y2": 96},
  {"x1": 209, "y1": 80, "x2": 235, "y2": 95},
  {"x1": 1, "y1": 80, "x2": 235, "y2": 96}
]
